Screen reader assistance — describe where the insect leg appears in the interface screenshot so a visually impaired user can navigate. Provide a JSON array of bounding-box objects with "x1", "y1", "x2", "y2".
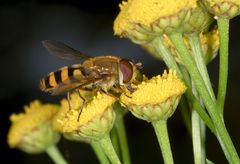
[
  {"x1": 76, "y1": 90, "x2": 86, "y2": 121},
  {"x1": 126, "y1": 84, "x2": 137, "y2": 93},
  {"x1": 67, "y1": 91, "x2": 72, "y2": 111},
  {"x1": 100, "y1": 89, "x2": 119, "y2": 99}
]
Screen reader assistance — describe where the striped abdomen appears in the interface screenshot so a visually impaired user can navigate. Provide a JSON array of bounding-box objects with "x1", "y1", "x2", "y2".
[{"x1": 40, "y1": 64, "x2": 85, "y2": 94}]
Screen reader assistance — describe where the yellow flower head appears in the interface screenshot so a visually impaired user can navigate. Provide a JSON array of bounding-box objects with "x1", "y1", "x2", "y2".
[
  {"x1": 120, "y1": 70, "x2": 187, "y2": 122},
  {"x1": 7, "y1": 100, "x2": 60, "y2": 153},
  {"x1": 114, "y1": 0, "x2": 197, "y2": 43},
  {"x1": 200, "y1": 28, "x2": 220, "y2": 63},
  {"x1": 202, "y1": 0, "x2": 240, "y2": 18},
  {"x1": 53, "y1": 91, "x2": 117, "y2": 141}
]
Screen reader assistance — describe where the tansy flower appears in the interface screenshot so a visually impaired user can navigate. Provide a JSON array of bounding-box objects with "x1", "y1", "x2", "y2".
[
  {"x1": 142, "y1": 29, "x2": 219, "y2": 65},
  {"x1": 202, "y1": 0, "x2": 240, "y2": 18},
  {"x1": 120, "y1": 70, "x2": 187, "y2": 122},
  {"x1": 114, "y1": 0, "x2": 197, "y2": 43},
  {"x1": 7, "y1": 100, "x2": 60, "y2": 154},
  {"x1": 53, "y1": 91, "x2": 117, "y2": 141},
  {"x1": 53, "y1": 92, "x2": 121, "y2": 164}
]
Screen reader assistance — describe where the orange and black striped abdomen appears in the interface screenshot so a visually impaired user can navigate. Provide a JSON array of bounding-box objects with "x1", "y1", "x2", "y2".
[{"x1": 39, "y1": 64, "x2": 85, "y2": 93}]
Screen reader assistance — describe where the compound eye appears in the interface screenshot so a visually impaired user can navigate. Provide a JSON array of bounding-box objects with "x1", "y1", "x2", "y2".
[{"x1": 120, "y1": 59, "x2": 133, "y2": 83}]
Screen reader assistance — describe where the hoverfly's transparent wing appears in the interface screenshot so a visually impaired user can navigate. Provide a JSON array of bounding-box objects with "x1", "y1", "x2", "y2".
[
  {"x1": 42, "y1": 40, "x2": 91, "y2": 60},
  {"x1": 50, "y1": 83, "x2": 82, "y2": 95},
  {"x1": 50, "y1": 77, "x2": 107, "y2": 96}
]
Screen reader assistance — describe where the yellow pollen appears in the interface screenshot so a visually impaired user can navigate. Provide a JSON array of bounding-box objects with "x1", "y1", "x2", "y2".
[
  {"x1": 54, "y1": 92, "x2": 116, "y2": 133},
  {"x1": 8, "y1": 100, "x2": 59, "y2": 148},
  {"x1": 121, "y1": 70, "x2": 187, "y2": 106},
  {"x1": 114, "y1": 0, "x2": 197, "y2": 35}
]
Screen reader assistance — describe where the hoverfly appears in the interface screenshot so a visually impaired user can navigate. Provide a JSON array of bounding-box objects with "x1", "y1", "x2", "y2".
[{"x1": 39, "y1": 40, "x2": 142, "y2": 119}]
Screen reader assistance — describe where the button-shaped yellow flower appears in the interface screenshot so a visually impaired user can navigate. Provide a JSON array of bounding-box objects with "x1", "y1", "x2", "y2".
[
  {"x1": 202, "y1": 0, "x2": 240, "y2": 18},
  {"x1": 7, "y1": 100, "x2": 60, "y2": 154},
  {"x1": 120, "y1": 70, "x2": 187, "y2": 122},
  {"x1": 53, "y1": 91, "x2": 117, "y2": 141},
  {"x1": 114, "y1": 0, "x2": 197, "y2": 43}
]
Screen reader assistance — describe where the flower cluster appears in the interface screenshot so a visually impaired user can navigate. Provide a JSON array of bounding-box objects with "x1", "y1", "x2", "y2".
[
  {"x1": 7, "y1": 68, "x2": 186, "y2": 163},
  {"x1": 113, "y1": 0, "x2": 240, "y2": 163},
  {"x1": 7, "y1": 0, "x2": 240, "y2": 163}
]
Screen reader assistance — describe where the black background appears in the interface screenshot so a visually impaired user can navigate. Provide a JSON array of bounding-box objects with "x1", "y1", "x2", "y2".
[{"x1": 1, "y1": 1, "x2": 240, "y2": 163}]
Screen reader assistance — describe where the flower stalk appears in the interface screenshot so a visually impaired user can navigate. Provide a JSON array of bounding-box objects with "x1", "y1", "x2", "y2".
[
  {"x1": 111, "y1": 127, "x2": 121, "y2": 157},
  {"x1": 187, "y1": 32, "x2": 216, "y2": 102},
  {"x1": 191, "y1": 110, "x2": 206, "y2": 164},
  {"x1": 178, "y1": 97, "x2": 192, "y2": 136},
  {"x1": 114, "y1": 104, "x2": 131, "y2": 164},
  {"x1": 152, "y1": 120, "x2": 174, "y2": 164},
  {"x1": 91, "y1": 142, "x2": 110, "y2": 164},
  {"x1": 151, "y1": 36, "x2": 215, "y2": 133},
  {"x1": 168, "y1": 32, "x2": 239, "y2": 164},
  {"x1": 192, "y1": 83, "x2": 206, "y2": 164},
  {"x1": 99, "y1": 134, "x2": 121, "y2": 164},
  {"x1": 46, "y1": 145, "x2": 68, "y2": 164},
  {"x1": 216, "y1": 17, "x2": 230, "y2": 117}
]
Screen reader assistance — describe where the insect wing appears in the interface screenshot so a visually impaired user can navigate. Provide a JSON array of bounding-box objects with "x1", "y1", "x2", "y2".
[
  {"x1": 50, "y1": 83, "x2": 81, "y2": 95},
  {"x1": 50, "y1": 76, "x2": 110, "y2": 95},
  {"x1": 42, "y1": 40, "x2": 91, "y2": 60}
]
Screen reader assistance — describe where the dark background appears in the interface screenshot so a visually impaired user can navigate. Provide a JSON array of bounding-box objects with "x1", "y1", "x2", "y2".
[{"x1": 1, "y1": 1, "x2": 240, "y2": 163}]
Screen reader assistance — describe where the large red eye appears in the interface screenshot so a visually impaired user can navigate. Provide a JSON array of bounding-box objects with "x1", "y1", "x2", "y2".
[{"x1": 120, "y1": 59, "x2": 133, "y2": 83}]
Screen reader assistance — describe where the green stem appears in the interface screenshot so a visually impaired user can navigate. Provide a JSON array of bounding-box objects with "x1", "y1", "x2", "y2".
[
  {"x1": 111, "y1": 127, "x2": 121, "y2": 157},
  {"x1": 179, "y1": 65, "x2": 215, "y2": 134},
  {"x1": 188, "y1": 33, "x2": 216, "y2": 102},
  {"x1": 99, "y1": 134, "x2": 121, "y2": 164},
  {"x1": 91, "y1": 142, "x2": 110, "y2": 164},
  {"x1": 169, "y1": 32, "x2": 239, "y2": 164},
  {"x1": 192, "y1": 110, "x2": 206, "y2": 164},
  {"x1": 152, "y1": 120, "x2": 174, "y2": 164},
  {"x1": 217, "y1": 18, "x2": 230, "y2": 117},
  {"x1": 152, "y1": 37, "x2": 182, "y2": 76},
  {"x1": 115, "y1": 109, "x2": 131, "y2": 164},
  {"x1": 46, "y1": 145, "x2": 68, "y2": 164},
  {"x1": 179, "y1": 96, "x2": 192, "y2": 136},
  {"x1": 151, "y1": 37, "x2": 215, "y2": 133},
  {"x1": 192, "y1": 83, "x2": 206, "y2": 164}
]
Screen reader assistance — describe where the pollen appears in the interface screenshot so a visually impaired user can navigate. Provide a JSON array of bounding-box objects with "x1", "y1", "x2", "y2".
[
  {"x1": 114, "y1": 0, "x2": 197, "y2": 35},
  {"x1": 8, "y1": 100, "x2": 59, "y2": 148},
  {"x1": 54, "y1": 92, "x2": 117, "y2": 133},
  {"x1": 121, "y1": 70, "x2": 187, "y2": 106}
]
